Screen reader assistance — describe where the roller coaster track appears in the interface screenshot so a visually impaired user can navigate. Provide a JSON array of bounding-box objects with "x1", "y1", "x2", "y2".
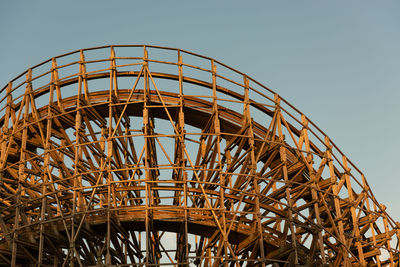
[{"x1": 0, "y1": 45, "x2": 398, "y2": 266}]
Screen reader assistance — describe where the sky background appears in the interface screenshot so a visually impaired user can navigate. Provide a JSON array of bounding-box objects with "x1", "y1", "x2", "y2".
[{"x1": 1, "y1": 1, "x2": 399, "y2": 219}]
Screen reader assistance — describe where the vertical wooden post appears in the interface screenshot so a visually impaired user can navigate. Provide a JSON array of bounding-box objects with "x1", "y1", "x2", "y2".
[
  {"x1": 361, "y1": 175, "x2": 381, "y2": 266},
  {"x1": 381, "y1": 205, "x2": 394, "y2": 266},
  {"x1": 38, "y1": 66, "x2": 56, "y2": 265},
  {"x1": 12, "y1": 71, "x2": 31, "y2": 266},
  {"x1": 211, "y1": 60, "x2": 227, "y2": 265},
  {"x1": 0, "y1": 82, "x2": 12, "y2": 182},
  {"x1": 105, "y1": 46, "x2": 116, "y2": 266},
  {"x1": 244, "y1": 76, "x2": 265, "y2": 266},
  {"x1": 325, "y1": 137, "x2": 349, "y2": 266},
  {"x1": 143, "y1": 45, "x2": 151, "y2": 265},
  {"x1": 177, "y1": 50, "x2": 189, "y2": 265},
  {"x1": 275, "y1": 94, "x2": 299, "y2": 265},
  {"x1": 301, "y1": 115, "x2": 326, "y2": 264},
  {"x1": 51, "y1": 59, "x2": 63, "y2": 112},
  {"x1": 342, "y1": 156, "x2": 365, "y2": 266}
]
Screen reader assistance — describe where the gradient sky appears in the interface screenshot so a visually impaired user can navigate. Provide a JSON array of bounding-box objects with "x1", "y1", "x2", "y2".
[{"x1": 1, "y1": 1, "x2": 399, "y2": 218}]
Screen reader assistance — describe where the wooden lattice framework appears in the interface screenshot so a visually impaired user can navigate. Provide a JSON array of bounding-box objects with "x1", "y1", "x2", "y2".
[{"x1": 0, "y1": 45, "x2": 398, "y2": 266}]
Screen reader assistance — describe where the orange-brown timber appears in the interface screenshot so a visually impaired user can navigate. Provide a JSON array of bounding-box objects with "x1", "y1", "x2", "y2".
[{"x1": 0, "y1": 45, "x2": 398, "y2": 266}]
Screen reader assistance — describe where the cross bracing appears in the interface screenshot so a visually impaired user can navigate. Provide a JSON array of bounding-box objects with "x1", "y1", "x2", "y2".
[{"x1": 0, "y1": 45, "x2": 398, "y2": 266}]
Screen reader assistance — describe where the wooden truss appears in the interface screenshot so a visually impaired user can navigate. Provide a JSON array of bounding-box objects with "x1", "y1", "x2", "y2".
[{"x1": 0, "y1": 45, "x2": 398, "y2": 266}]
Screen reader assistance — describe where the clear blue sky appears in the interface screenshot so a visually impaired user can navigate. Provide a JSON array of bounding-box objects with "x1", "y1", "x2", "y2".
[{"x1": 1, "y1": 1, "x2": 399, "y2": 218}]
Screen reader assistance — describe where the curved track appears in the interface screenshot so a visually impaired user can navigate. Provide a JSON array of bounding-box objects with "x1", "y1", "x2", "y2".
[{"x1": 0, "y1": 45, "x2": 398, "y2": 266}]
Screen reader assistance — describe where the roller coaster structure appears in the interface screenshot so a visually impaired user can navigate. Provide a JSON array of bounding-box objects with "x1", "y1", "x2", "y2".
[{"x1": 0, "y1": 45, "x2": 398, "y2": 266}]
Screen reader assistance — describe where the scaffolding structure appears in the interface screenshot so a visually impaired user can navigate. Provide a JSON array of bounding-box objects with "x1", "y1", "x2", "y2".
[{"x1": 0, "y1": 45, "x2": 398, "y2": 266}]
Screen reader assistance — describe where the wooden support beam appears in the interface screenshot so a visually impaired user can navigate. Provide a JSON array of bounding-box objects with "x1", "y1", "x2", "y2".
[{"x1": 0, "y1": 45, "x2": 397, "y2": 266}]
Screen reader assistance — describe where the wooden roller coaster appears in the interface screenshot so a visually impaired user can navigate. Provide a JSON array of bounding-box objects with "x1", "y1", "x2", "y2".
[{"x1": 0, "y1": 45, "x2": 398, "y2": 266}]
